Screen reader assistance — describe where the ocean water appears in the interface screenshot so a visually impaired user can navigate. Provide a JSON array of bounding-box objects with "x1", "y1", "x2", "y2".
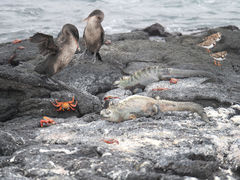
[{"x1": 0, "y1": 0, "x2": 239, "y2": 43}]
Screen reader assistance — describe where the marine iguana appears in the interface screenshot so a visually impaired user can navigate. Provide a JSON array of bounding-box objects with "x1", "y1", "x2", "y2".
[
  {"x1": 114, "y1": 66, "x2": 214, "y2": 90},
  {"x1": 100, "y1": 95, "x2": 209, "y2": 122}
]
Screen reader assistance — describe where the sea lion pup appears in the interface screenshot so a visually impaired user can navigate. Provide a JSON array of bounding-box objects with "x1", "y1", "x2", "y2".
[
  {"x1": 82, "y1": 9, "x2": 104, "y2": 63},
  {"x1": 30, "y1": 24, "x2": 80, "y2": 76},
  {"x1": 100, "y1": 95, "x2": 209, "y2": 122}
]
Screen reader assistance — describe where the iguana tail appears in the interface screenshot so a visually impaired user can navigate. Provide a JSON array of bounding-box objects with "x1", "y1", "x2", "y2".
[{"x1": 157, "y1": 100, "x2": 209, "y2": 122}]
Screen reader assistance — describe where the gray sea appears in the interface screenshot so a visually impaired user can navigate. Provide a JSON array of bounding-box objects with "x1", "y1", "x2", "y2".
[{"x1": 0, "y1": 0, "x2": 239, "y2": 43}]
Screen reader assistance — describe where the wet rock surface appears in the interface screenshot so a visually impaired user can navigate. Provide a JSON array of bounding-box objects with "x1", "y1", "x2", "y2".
[
  {"x1": 0, "y1": 24, "x2": 240, "y2": 179},
  {"x1": 135, "y1": 23, "x2": 173, "y2": 37}
]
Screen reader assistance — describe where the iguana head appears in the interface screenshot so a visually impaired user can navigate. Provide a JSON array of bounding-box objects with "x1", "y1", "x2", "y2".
[
  {"x1": 113, "y1": 76, "x2": 131, "y2": 88},
  {"x1": 100, "y1": 108, "x2": 121, "y2": 122}
]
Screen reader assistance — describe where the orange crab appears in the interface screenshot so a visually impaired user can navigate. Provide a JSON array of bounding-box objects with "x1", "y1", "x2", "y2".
[
  {"x1": 170, "y1": 78, "x2": 178, "y2": 84},
  {"x1": 17, "y1": 46, "x2": 25, "y2": 50},
  {"x1": 103, "y1": 96, "x2": 120, "y2": 101},
  {"x1": 40, "y1": 116, "x2": 56, "y2": 128},
  {"x1": 152, "y1": 87, "x2": 169, "y2": 91},
  {"x1": 51, "y1": 96, "x2": 78, "y2": 111},
  {"x1": 12, "y1": 39, "x2": 22, "y2": 44},
  {"x1": 102, "y1": 138, "x2": 119, "y2": 144}
]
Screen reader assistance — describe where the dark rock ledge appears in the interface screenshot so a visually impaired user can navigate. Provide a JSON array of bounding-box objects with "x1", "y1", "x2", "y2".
[{"x1": 0, "y1": 24, "x2": 240, "y2": 179}]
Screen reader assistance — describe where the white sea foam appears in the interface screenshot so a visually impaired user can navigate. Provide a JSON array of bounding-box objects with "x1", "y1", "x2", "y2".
[{"x1": 0, "y1": 0, "x2": 239, "y2": 43}]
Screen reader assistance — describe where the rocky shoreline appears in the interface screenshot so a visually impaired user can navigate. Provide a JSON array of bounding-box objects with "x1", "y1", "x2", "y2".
[{"x1": 0, "y1": 23, "x2": 240, "y2": 179}]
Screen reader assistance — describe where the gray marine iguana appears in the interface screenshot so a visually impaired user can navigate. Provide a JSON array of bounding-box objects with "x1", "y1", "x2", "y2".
[
  {"x1": 100, "y1": 95, "x2": 209, "y2": 122},
  {"x1": 114, "y1": 66, "x2": 215, "y2": 90}
]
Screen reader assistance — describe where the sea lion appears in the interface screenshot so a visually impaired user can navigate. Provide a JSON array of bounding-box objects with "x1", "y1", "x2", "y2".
[
  {"x1": 82, "y1": 9, "x2": 104, "y2": 63},
  {"x1": 30, "y1": 24, "x2": 80, "y2": 76}
]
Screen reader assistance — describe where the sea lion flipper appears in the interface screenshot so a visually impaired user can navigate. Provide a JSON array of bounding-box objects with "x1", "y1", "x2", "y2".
[{"x1": 30, "y1": 33, "x2": 59, "y2": 56}]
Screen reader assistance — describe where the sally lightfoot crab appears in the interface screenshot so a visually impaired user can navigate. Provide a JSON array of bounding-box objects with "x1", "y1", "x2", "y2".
[
  {"x1": 51, "y1": 96, "x2": 78, "y2": 111},
  {"x1": 40, "y1": 116, "x2": 56, "y2": 127}
]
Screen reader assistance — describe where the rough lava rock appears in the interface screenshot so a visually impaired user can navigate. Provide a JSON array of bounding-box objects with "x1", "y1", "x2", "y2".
[
  {"x1": 133, "y1": 23, "x2": 174, "y2": 37},
  {"x1": 0, "y1": 23, "x2": 240, "y2": 179},
  {"x1": 0, "y1": 60, "x2": 101, "y2": 121}
]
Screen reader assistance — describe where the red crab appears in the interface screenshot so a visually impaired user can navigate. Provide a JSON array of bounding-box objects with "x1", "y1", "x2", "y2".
[
  {"x1": 152, "y1": 87, "x2": 169, "y2": 91},
  {"x1": 102, "y1": 138, "x2": 119, "y2": 144},
  {"x1": 17, "y1": 46, "x2": 25, "y2": 50},
  {"x1": 104, "y1": 40, "x2": 112, "y2": 45},
  {"x1": 170, "y1": 78, "x2": 178, "y2": 84},
  {"x1": 51, "y1": 96, "x2": 78, "y2": 111},
  {"x1": 12, "y1": 39, "x2": 22, "y2": 44},
  {"x1": 40, "y1": 116, "x2": 56, "y2": 128},
  {"x1": 103, "y1": 96, "x2": 120, "y2": 101}
]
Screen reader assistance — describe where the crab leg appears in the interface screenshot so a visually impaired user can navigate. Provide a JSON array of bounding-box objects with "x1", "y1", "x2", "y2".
[
  {"x1": 70, "y1": 101, "x2": 78, "y2": 107},
  {"x1": 40, "y1": 120, "x2": 45, "y2": 127},
  {"x1": 57, "y1": 106, "x2": 63, "y2": 111},
  {"x1": 69, "y1": 106, "x2": 76, "y2": 111},
  {"x1": 68, "y1": 96, "x2": 75, "y2": 104},
  {"x1": 49, "y1": 120, "x2": 56, "y2": 125},
  {"x1": 42, "y1": 121, "x2": 46, "y2": 127},
  {"x1": 43, "y1": 116, "x2": 50, "y2": 121},
  {"x1": 41, "y1": 120, "x2": 48, "y2": 127},
  {"x1": 51, "y1": 100, "x2": 62, "y2": 107}
]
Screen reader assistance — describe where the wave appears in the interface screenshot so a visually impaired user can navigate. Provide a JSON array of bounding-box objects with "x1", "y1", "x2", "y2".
[{"x1": 0, "y1": 0, "x2": 239, "y2": 43}]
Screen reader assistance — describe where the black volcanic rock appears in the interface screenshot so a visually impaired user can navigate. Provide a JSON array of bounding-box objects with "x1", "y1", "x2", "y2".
[
  {"x1": 0, "y1": 24, "x2": 240, "y2": 179},
  {"x1": 0, "y1": 63, "x2": 101, "y2": 121},
  {"x1": 143, "y1": 23, "x2": 172, "y2": 37}
]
